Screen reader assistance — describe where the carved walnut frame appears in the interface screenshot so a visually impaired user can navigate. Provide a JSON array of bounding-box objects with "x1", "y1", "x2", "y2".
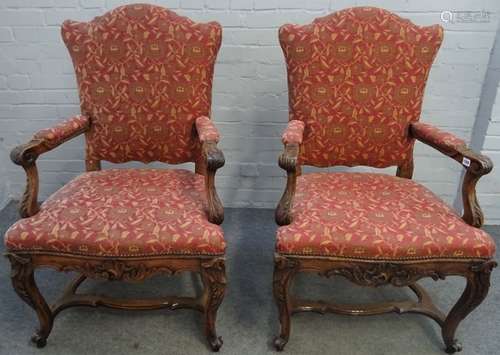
[
  {"x1": 273, "y1": 126, "x2": 496, "y2": 353},
  {"x1": 6, "y1": 123, "x2": 227, "y2": 352}
]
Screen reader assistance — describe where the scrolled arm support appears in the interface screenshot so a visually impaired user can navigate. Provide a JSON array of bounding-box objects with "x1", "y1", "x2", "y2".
[
  {"x1": 202, "y1": 141, "x2": 225, "y2": 225},
  {"x1": 195, "y1": 116, "x2": 225, "y2": 225},
  {"x1": 10, "y1": 115, "x2": 90, "y2": 218},
  {"x1": 409, "y1": 122, "x2": 493, "y2": 227},
  {"x1": 458, "y1": 148, "x2": 492, "y2": 227},
  {"x1": 275, "y1": 143, "x2": 300, "y2": 226},
  {"x1": 10, "y1": 141, "x2": 44, "y2": 218},
  {"x1": 276, "y1": 120, "x2": 305, "y2": 226}
]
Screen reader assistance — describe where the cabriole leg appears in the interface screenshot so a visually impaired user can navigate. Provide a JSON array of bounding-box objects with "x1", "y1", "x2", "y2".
[
  {"x1": 200, "y1": 258, "x2": 226, "y2": 352},
  {"x1": 442, "y1": 261, "x2": 496, "y2": 353},
  {"x1": 273, "y1": 256, "x2": 298, "y2": 351},
  {"x1": 7, "y1": 254, "x2": 54, "y2": 348}
]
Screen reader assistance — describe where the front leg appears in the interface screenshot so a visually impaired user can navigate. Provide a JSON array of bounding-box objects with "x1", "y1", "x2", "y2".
[
  {"x1": 273, "y1": 255, "x2": 298, "y2": 351},
  {"x1": 200, "y1": 258, "x2": 227, "y2": 352},
  {"x1": 6, "y1": 253, "x2": 54, "y2": 348},
  {"x1": 442, "y1": 260, "x2": 496, "y2": 353}
]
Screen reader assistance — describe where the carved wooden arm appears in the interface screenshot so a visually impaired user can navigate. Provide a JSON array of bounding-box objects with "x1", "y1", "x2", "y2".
[
  {"x1": 195, "y1": 116, "x2": 225, "y2": 225},
  {"x1": 410, "y1": 122, "x2": 493, "y2": 227},
  {"x1": 275, "y1": 120, "x2": 305, "y2": 226},
  {"x1": 10, "y1": 115, "x2": 90, "y2": 218}
]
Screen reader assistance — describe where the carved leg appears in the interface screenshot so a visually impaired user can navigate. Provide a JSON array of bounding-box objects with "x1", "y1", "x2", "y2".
[
  {"x1": 442, "y1": 261, "x2": 496, "y2": 354},
  {"x1": 7, "y1": 254, "x2": 53, "y2": 348},
  {"x1": 200, "y1": 258, "x2": 226, "y2": 352},
  {"x1": 273, "y1": 256, "x2": 298, "y2": 351}
]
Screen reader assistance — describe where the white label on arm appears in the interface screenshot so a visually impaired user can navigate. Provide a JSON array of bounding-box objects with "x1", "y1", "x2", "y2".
[{"x1": 462, "y1": 157, "x2": 471, "y2": 167}]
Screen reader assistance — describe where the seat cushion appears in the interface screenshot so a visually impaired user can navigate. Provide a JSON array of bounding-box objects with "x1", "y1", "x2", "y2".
[
  {"x1": 5, "y1": 169, "x2": 225, "y2": 257},
  {"x1": 276, "y1": 172, "x2": 495, "y2": 260}
]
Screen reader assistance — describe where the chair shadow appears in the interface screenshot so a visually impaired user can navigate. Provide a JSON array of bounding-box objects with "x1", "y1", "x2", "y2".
[
  {"x1": 56, "y1": 270, "x2": 208, "y2": 348},
  {"x1": 222, "y1": 208, "x2": 278, "y2": 350}
]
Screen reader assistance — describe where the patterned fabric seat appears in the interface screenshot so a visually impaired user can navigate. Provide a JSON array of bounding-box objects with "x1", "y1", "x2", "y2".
[
  {"x1": 276, "y1": 172, "x2": 495, "y2": 260},
  {"x1": 5, "y1": 169, "x2": 225, "y2": 257}
]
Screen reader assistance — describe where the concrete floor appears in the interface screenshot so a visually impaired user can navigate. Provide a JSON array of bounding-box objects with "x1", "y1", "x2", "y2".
[{"x1": 0, "y1": 201, "x2": 499, "y2": 355}]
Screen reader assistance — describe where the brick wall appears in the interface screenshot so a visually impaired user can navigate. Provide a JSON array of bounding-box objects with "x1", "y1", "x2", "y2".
[
  {"x1": 479, "y1": 116, "x2": 500, "y2": 224},
  {"x1": 0, "y1": 142, "x2": 8, "y2": 210},
  {"x1": 0, "y1": 1, "x2": 499, "y2": 219},
  {"x1": 477, "y1": 24, "x2": 500, "y2": 224}
]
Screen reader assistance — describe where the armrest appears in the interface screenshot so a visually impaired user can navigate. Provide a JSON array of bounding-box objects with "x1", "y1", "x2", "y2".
[
  {"x1": 282, "y1": 119, "x2": 305, "y2": 145},
  {"x1": 10, "y1": 115, "x2": 90, "y2": 218},
  {"x1": 410, "y1": 122, "x2": 493, "y2": 227},
  {"x1": 195, "y1": 115, "x2": 221, "y2": 143},
  {"x1": 195, "y1": 116, "x2": 225, "y2": 225},
  {"x1": 275, "y1": 120, "x2": 305, "y2": 226}
]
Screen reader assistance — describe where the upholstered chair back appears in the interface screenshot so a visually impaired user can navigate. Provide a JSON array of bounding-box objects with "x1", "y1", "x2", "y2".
[
  {"x1": 279, "y1": 7, "x2": 443, "y2": 168},
  {"x1": 62, "y1": 4, "x2": 222, "y2": 166}
]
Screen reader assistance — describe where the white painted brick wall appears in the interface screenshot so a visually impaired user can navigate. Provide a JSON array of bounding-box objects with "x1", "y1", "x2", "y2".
[
  {"x1": 0, "y1": 0, "x2": 499, "y2": 220},
  {"x1": 478, "y1": 93, "x2": 500, "y2": 224},
  {"x1": 0, "y1": 142, "x2": 9, "y2": 210}
]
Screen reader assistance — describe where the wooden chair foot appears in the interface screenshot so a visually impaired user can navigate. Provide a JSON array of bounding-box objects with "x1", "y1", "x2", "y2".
[
  {"x1": 445, "y1": 341, "x2": 462, "y2": 354},
  {"x1": 274, "y1": 336, "x2": 288, "y2": 351},
  {"x1": 200, "y1": 258, "x2": 226, "y2": 352},
  {"x1": 31, "y1": 334, "x2": 47, "y2": 348},
  {"x1": 207, "y1": 335, "x2": 223, "y2": 352}
]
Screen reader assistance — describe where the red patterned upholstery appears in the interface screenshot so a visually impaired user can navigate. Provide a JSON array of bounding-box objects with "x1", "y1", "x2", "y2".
[
  {"x1": 33, "y1": 115, "x2": 89, "y2": 147},
  {"x1": 62, "y1": 4, "x2": 222, "y2": 165},
  {"x1": 196, "y1": 116, "x2": 220, "y2": 142},
  {"x1": 279, "y1": 7, "x2": 443, "y2": 168},
  {"x1": 411, "y1": 122, "x2": 467, "y2": 152},
  {"x1": 282, "y1": 120, "x2": 305, "y2": 145},
  {"x1": 5, "y1": 169, "x2": 225, "y2": 257},
  {"x1": 277, "y1": 172, "x2": 495, "y2": 260}
]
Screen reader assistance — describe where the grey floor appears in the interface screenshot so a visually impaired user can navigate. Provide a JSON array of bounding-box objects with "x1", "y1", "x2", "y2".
[{"x1": 0, "y1": 201, "x2": 499, "y2": 355}]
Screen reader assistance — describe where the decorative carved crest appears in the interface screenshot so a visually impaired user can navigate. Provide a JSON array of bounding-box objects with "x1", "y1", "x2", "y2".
[
  {"x1": 321, "y1": 262, "x2": 446, "y2": 287},
  {"x1": 56, "y1": 260, "x2": 175, "y2": 282}
]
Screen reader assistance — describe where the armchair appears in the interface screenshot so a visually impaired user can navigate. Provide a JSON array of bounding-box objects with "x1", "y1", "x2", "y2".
[
  {"x1": 5, "y1": 4, "x2": 226, "y2": 351},
  {"x1": 273, "y1": 7, "x2": 496, "y2": 353}
]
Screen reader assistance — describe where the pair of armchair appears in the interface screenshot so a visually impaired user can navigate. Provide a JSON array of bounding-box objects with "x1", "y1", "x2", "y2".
[{"x1": 4, "y1": 4, "x2": 496, "y2": 354}]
